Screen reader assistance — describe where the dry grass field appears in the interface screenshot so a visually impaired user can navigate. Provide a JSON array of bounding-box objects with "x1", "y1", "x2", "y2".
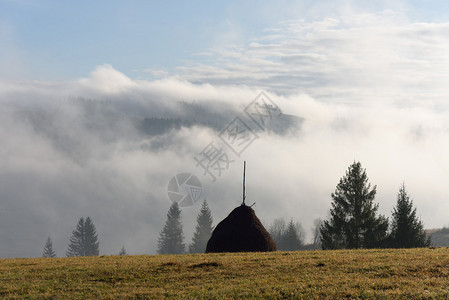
[{"x1": 1, "y1": 248, "x2": 449, "y2": 299}]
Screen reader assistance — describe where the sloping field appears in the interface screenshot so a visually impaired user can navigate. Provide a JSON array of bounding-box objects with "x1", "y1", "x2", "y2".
[{"x1": 1, "y1": 248, "x2": 448, "y2": 298}]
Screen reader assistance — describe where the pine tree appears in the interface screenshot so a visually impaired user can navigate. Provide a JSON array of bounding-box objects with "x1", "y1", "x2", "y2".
[
  {"x1": 389, "y1": 184, "x2": 430, "y2": 248},
  {"x1": 269, "y1": 218, "x2": 304, "y2": 251},
  {"x1": 320, "y1": 161, "x2": 389, "y2": 249},
  {"x1": 84, "y1": 217, "x2": 100, "y2": 256},
  {"x1": 282, "y1": 219, "x2": 304, "y2": 251},
  {"x1": 157, "y1": 202, "x2": 185, "y2": 254},
  {"x1": 119, "y1": 246, "x2": 127, "y2": 255},
  {"x1": 312, "y1": 218, "x2": 323, "y2": 248},
  {"x1": 66, "y1": 217, "x2": 100, "y2": 257},
  {"x1": 66, "y1": 218, "x2": 84, "y2": 257},
  {"x1": 189, "y1": 199, "x2": 214, "y2": 253},
  {"x1": 42, "y1": 237, "x2": 56, "y2": 258}
]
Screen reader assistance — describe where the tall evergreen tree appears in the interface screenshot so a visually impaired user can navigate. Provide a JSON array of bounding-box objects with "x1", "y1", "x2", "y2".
[
  {"x1": 157, "y1": 202, "x2": 185, "y2": 254},
  {"x1": 389, "y1": 184, "x2": 430, "y2": 248},
  {"x1": 189, "y1": 199, "x2": 214, "y2": 253},
  {"x1": 312, "y1": 218, "x2": 323, "y2": 248},
  {"x1": 269, "y1": 218, "x2": 304, "y2": 251},
  {"x1": 84, "y1": 217, "x2": 100, "y2": 255},
  {"x1": 42, "y1": 236, "x2": 56, "y2": 258},
  {"x1": 66, "y1": 217, "x2": 100, "y2": 257},
  {"x1": 282, "y1": 219, "x2": 304, "y2": 251},
  {"x1": 320, "y1": 161, "x2": 388, "y2": 249},
  {"x1": 119, "y1": 246, "x2": 127, "y2": 256}
]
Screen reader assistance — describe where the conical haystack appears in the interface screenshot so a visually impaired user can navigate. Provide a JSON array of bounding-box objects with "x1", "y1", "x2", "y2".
[{"x1": 205, "y1": 204, "x2": 277, "y2": 253}]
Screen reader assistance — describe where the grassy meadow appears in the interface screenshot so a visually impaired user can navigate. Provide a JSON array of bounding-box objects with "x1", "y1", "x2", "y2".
[{"x1": 1, "y1": 248, "x2": 449, "y2": 298}]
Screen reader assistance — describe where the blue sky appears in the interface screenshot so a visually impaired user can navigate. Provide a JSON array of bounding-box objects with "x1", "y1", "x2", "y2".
[
  {"x1": 2, "y1": 0, "x2": 449, "y2": 81},
  {"x1": 1, "y1": 0, "x2": 284, "y2": 79}
]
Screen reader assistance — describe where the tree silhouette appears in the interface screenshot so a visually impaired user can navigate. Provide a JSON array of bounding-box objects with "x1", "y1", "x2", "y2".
[
  {"x1": 42, "y1": 237, "x2": 56, "y2": 258},
  {"x1": 269, "y1": 218, "x2": 286, "y2": 249},
  {"x1": 157, "y1": 202, "x2": 185, "y2": 254},
  {"x1": 312, "y1": 218, "x2": 323, "y2": 248},
  {"x1": 66, "y1": 217, "x2": 99, "y2": 257},
  {"x1": 389, "y1": 184, "x2": 430, "y2": 248},
  {"x1": 282, "y1": 219, "x2": 304, "y2": 251},
  {"x1": 269, "y1": 218, "x2": 304, "y2": 251},
  {"x1": 119, "y1": 246, "x2": 127, "y2": 255},
  {"x1": 189, "y1": 199, "x2": 214, "y2": 253},
  {"x1": 320, "y1": 161, "x2": 388, "y2": 249}
]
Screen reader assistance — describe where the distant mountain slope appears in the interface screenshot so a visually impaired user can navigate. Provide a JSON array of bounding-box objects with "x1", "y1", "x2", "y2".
[
  {"x1": 426, "y1": 228, "x2": 449, "y2": 247},
  {"x1": 12, "y1": 97, "x2": 304, "y2": 161},
  {"x1": 137, "y1": 101, "x2": 304, "y2": 136}
]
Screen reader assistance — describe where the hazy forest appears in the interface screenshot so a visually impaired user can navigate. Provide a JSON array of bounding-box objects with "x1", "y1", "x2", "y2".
[{"x1": 38, "y1": 160, "x2": 448, "y2": 258}]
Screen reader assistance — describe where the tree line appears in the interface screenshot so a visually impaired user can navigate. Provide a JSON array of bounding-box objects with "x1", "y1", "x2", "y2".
[
  {"x1": 320, "y1": 161, "x2": 429, "y2": 249},
  {"x1": 43, "y1": 199, "x2": 214, "y2": 257},
  {"x1": 158, "y1": 161, "x2": 431, "y2": 254},
  {"x1": 157, "y1": 199, "x2": 214, "y2": 254},
  {"x1": 42, "y1": 217, "x2": 100, "y2": 258},
  {"x1": 43, "y1": 161, "x2": 431, "y2": 257}
]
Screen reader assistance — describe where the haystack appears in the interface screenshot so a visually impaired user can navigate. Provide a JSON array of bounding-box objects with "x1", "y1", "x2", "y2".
[{"x1": 205, "y1": 204, "x2": 277, "y2": 253}]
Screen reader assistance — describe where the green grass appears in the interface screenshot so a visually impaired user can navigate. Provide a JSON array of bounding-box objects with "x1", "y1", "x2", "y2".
[{"x1": 1, "y1": 248, "x2": 449, "y2": 299}]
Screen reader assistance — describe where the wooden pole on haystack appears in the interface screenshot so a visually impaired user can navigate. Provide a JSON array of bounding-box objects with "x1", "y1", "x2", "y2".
[{"x1": 242, "y1": 161, "x2": 246, "y2": 206}]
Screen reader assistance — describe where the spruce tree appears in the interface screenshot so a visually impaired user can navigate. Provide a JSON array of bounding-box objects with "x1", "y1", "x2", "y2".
[
  {"x1": 84, "y1": 217, "x2": 100, "y2": 255},
  {"x1": 67, "y1": 217, "x2": 84, "y2": 257},
  {"x1": 389, "y1": 184, "x2": 430, "y2": 248},
  {"x1": 269, "y1": 218, "x2": 304, "y2": 251},
  {"x1": 42, "y1": 237, "x2": 56, "y2": 258},
  {"x1": 189, "y1": 199, "x2": 214, "y2": 253},
  {"x1": 320, "y1": 161, "x2": 388, "y2": 249},
  {"x1": 157, "y1": 202, "x2": 185, "y2": 254},
  {"x1": 66, "y1": 217, "x2": 100, "y2": 257},
  {"x1": 119, "y1": 246, "x2": 127, "y2": 255},
  {"x1": 312, "y1": 218, "x2": 323, "y2": 248},
  {"x1": 282, "y1": 219, "x2": 304, "y2": 251}
]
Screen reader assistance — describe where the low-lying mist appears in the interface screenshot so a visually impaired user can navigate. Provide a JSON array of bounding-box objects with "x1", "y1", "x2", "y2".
[{"x1": 1, "y1": 65, "x2": 448, "y2": 258}]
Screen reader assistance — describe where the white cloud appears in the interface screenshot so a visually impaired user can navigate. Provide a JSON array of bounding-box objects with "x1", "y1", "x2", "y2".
[
  {"x1": 172, "y1": 11, "x2": 449, "y2": 108},
  {"x1": 79, "y1": 64, "x2": 138, "y2": 94}
]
